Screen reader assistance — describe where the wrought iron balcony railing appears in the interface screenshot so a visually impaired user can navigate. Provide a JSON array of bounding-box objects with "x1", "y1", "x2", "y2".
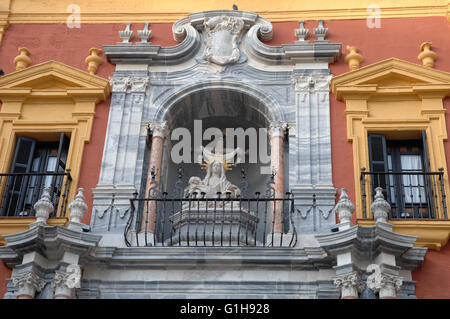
[
  {"x1": 0, "y1": 171, "x2": 72, "y2": 218},
  {"x1": 361, "y1": 169, "x2": 448, "y2": 220},
  {"x1": 124, "y1": 168, "x2": 298, "y2": 248}
]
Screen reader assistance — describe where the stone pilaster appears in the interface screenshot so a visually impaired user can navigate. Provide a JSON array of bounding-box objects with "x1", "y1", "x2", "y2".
[
  {"x1": 91, "y1": 76, "x2": 148, "y2": 241},
  {"x1": 291, "y1": 73, "x2": 336, "y2": 234}
]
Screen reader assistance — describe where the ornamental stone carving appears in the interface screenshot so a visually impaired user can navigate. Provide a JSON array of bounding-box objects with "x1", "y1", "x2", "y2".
[
  {"x1": 333, "y1": 271, "x2": 365, "y2": 299},
  {"x1": 366, "y1": 264, "x2": 403, "y2": 298},
  {"x1": 137, "y1": 22, "x2": 152, "y2": 44},
  {"x1": 110, "y1": 77, "x2": 130, "y2": 92},
  {"x1": 370, "y1": 187, "x2": 391, "y2": 223},
  {"x1": 12, "y1": 271, "x2": 46, "y2": 298},
  {"x1": 148, "y1": 121, "x2": 169, "y2": 139},
  {"x1": 84, "y1": 48, "x2": 103, "y2": 75},
  {"x1": 119, "y1": 23, "x2": 134, "y2": 43},
  {"x1": 203, "y1": 15, "x2": 245, "y2": 66},
  {"x1": 334, "y1": 188, "x2": 354, "y2": 230},
  {"x1": 33, "y1": 187, "x2": 54, "y2": 225},
  {"x1": 68, "y1": 188, "x2": 88, "y2": 225},
  {"x1": 344, "y1": 45, "x2": 363, "y2": 71},
  {"x1": 130, "y1": 77, "x2": 149, "y2": 93},
  {"x1": 51, "y1": 264, "x2": 82, "y2": 299},
  {"x1": 294, "y1": 21, "x2": 309, "y2": 42}
]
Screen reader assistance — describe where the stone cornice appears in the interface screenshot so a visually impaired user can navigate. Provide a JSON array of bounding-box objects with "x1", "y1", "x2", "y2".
[
  {"x1": 0, "y1": 225, "x2": 102, "y2": 266},
  {"x1": 315, "y1": 224, "x2": 425, "y2": 270},
  {"x1": 83, "y1": 246, "x2": 333, "y2": 269}
]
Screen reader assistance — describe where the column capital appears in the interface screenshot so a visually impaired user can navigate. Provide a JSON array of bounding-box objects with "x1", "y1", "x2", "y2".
[
  {"x1": 130, "y1": 77, "x2": 149, "y2": 93},
  {"x1": 268, "y1": 121, "x2": 288, "y2": 139},
  {"x1": 12, "y1": 271, "x2": 46, "y2": 298},
  {"x1": 109, "y1": 76, "x2": 130, "y2": 93},
  {"x1": 333, "y1": 271, "x2": 365, "y2": 299},
  {"x1": 51, "y1": 264, "x2": 82, "y2": 299},
  {"x1": 366, "y1": 264, "x2": 403, "y2": 298},
  {"x1": 148, "y1": 121, "x2": 169, "y2": 139},
  {"x1": 292, "y1": 74, "x2": 332, "y2": 91}
]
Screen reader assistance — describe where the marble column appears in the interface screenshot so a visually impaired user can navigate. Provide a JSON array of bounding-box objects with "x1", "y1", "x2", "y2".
[
  {"x1": 141, "y1": 121, "x2": 169, "y2": 234},
  {"x1": 269, "y1": 121, "x2": 288, "y2": 233}
]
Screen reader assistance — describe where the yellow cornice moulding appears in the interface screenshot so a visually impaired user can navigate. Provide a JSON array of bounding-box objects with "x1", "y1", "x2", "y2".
[
  {"x1": 358, "y1": 219, "x2": 450, "y2": 250},
  {"x1": 4, "y1": 0, "x2": 450, "y2": 23}
]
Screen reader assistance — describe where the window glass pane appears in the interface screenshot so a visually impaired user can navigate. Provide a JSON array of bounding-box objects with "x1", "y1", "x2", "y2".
[{"x1": 400, "y1": 155, "x2": 425, "y2": 203}]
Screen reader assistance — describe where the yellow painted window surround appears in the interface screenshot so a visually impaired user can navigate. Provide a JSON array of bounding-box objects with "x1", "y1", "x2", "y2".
[
  {"x1": 331, "y1": 58, "x2": 450, "y2": 251},
  {"x1": 0, "y1": 60, "x2": 110, "y2": 245}
]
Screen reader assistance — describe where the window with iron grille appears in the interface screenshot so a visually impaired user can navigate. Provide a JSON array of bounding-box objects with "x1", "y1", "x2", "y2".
[
  {"x1": 367, "y1": 131, "x2": 438, "y2": 219},
  {"x1": 0, "y1": 133, "x2": 70, "y2": 217}
]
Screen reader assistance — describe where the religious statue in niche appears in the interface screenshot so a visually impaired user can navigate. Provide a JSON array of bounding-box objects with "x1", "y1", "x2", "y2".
[
  {"x1": 202, "y1": 15, "x2": 245, "y2": 66},
  {"x1": 184, "y1": 134, "x2": 244, "y2": 203}
]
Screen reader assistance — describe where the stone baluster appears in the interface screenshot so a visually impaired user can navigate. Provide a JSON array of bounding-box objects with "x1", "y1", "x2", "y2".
[
  {"x1": 269, "y1": 121, "x2": 288, "y2": 233},
  {"x1": 334, "y1": 188, "x2": 355, "y2": 230},
  {"x1": 12, "y1": 271, "x2": 46, "y2": 299},
  {"x1": 141, "y1": 122, "x2": 169, "y2": 237}
]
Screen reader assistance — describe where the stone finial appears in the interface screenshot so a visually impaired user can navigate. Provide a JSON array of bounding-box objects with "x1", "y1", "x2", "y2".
[
  {"x1": 418, "y1": 42, "x2": 437, "y2": 68},
  {"x1": 334, "y1": 188, "x2": 355, "y2": 230},
  {"x1": 314, "y1": 20, "x2": 328, "y2": 41},
  {"x1": 370, "y1": 187, "x2": 390, "y2": 223},
  {"x1": 344, "y1": 45, "x2": 363, "y2": 71},
  {"x1": 14, "y1": 47, "x2": 31, "y2": 71},
  {"x1": 137, "y1": 22, "x2": 152, "y2": 44},
  {"x1": 33, "y1": 187, "x2": 54, "y2": 225},
  {"x1": 119, "y1": 23, "x2": 134, "y2": 43},
  {"x1": 294, "y1": 21, "x2": 309, "y2": 42},
  {"x1": 84, "y1": 48, "x2": 103, "y2": 75},
  {"x1": 68, "y1": 188, "x2": 88, "y2": 225}
]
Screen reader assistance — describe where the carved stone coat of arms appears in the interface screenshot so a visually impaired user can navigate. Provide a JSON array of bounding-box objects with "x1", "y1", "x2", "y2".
[{"x1": 202, "y1": 16, "x2": 245, "y2": 65}]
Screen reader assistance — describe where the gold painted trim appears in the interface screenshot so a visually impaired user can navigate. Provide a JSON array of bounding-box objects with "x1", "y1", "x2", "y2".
[
  {"x1": 1, "y1": 0, "x2": 450, "y2": 24},
  {"x1": 0, "y1": 217, "x2": 68, "y2": 246},
  {"x1": 358, "y1": 219, "x2": 450, "y2": 250},
  {"x1": 0, "y1": 60, "x2": 110, "y2": 241}
]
